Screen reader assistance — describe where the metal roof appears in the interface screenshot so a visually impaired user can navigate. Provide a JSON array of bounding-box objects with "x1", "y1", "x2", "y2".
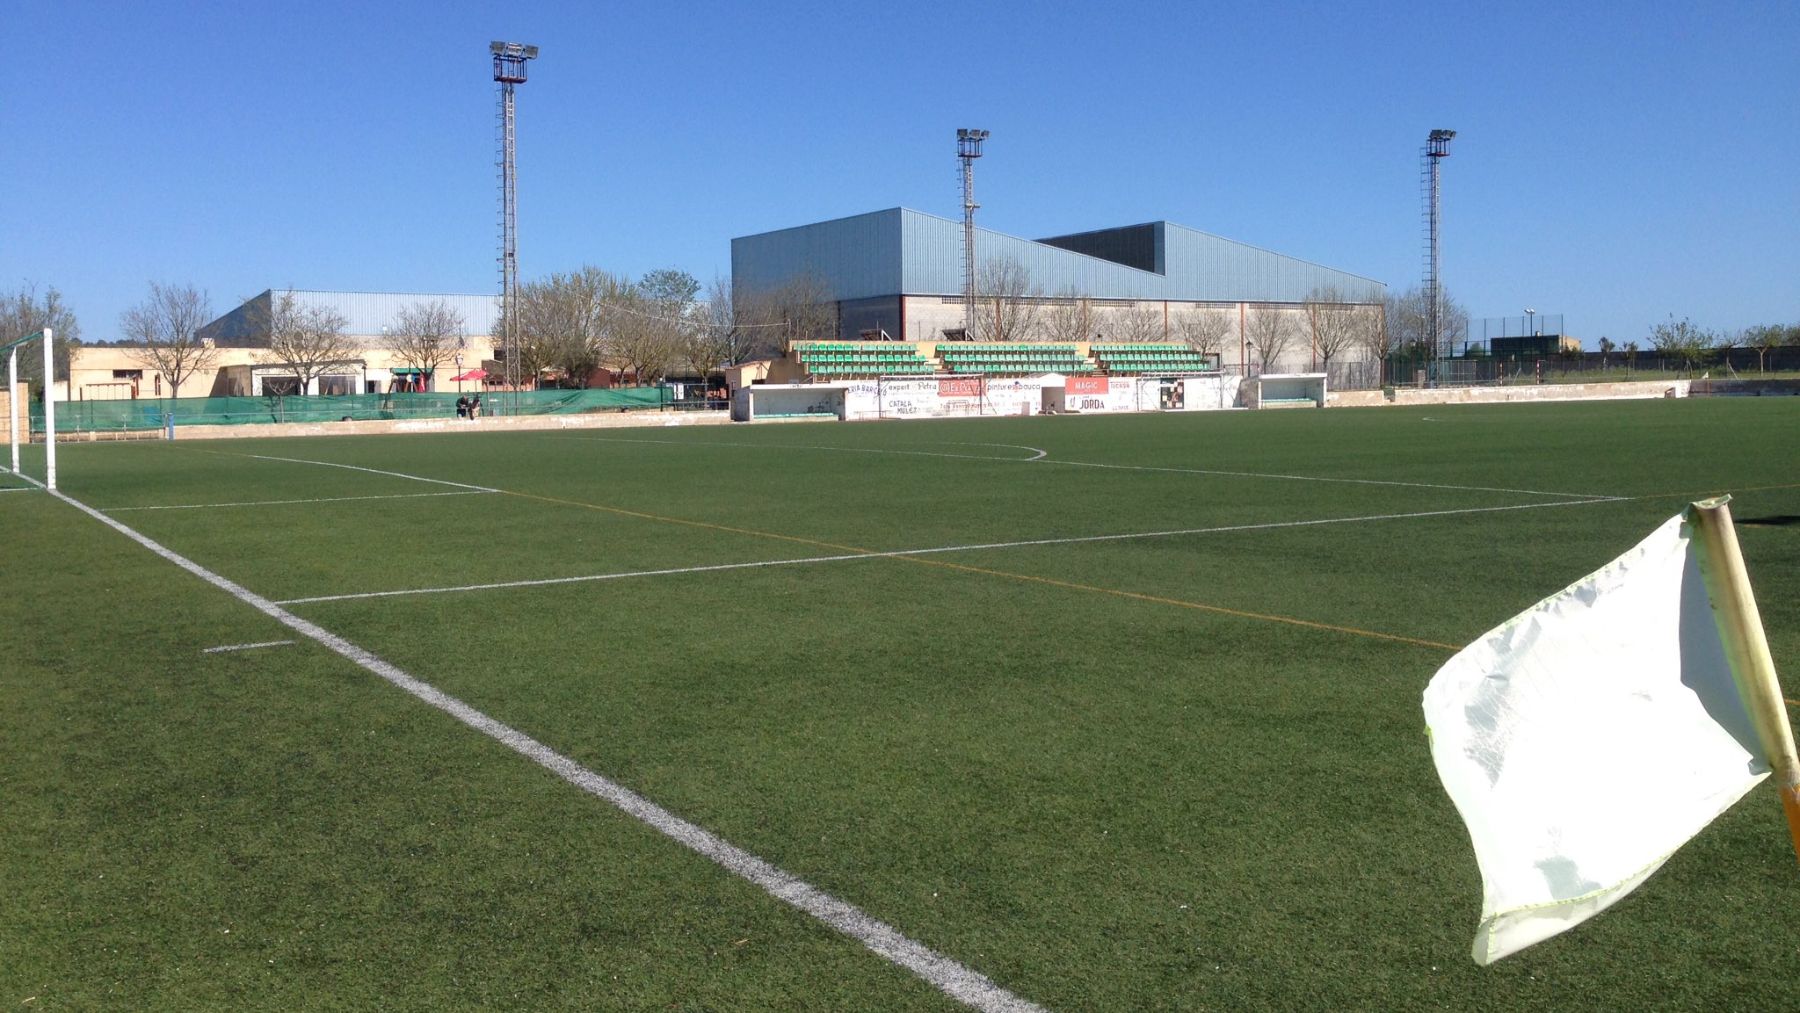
[
  {"x1": 202, "y1": 290, "x2": 500, "y2": 346},
  {"x1": 732, "y1": 208, "x2": 1385, "y2": 305}
]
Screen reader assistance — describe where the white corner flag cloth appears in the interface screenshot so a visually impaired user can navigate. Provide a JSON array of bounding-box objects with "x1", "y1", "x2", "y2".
[{"x1": 1423, "y1": 512, "x2": 1768, "y2": 965}]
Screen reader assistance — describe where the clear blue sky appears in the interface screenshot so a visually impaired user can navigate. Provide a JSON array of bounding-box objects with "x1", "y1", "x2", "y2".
[{"x1": 4, "y1": 0, "x2": 1795, "y2": 348}]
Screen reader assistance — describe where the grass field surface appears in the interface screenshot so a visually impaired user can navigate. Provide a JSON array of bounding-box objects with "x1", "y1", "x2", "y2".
[{"x1": 5, "y1": 398, "x2": 1799, "y2": 1010}]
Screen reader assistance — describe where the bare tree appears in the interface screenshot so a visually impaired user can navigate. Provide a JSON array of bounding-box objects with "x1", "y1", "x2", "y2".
[
  {"x1": 738, "y1": 273, "x2": 837, "y2": 347},
  {"x1": 1384, "y1": 285, "x2": 1468, "y2": 357},
  {"x1": 1177, "y1": 306, "x2": 1233, "y2": 361},
  {"x1": 386, "y1": 300, "x2": 466, "y2": 388},
  {"x1": 1304, "y1": 286, "x2": 1360, "y2": 371},
  {"x1": 613, "y1": 268, "x2": 700, "y2": 384},
  {"x1": 0, "y1": 283, "x2": 82, "y2": 383},
  {"x1": 1111, "y1": 303, "x2": 1165, "y2": 344},
  {"x1": 1245, "y1": 304, "x2": 1296, "y2": 371},
  {"x1": 260, "y1": 291, "x2": 357, "y2": 394},
  {"x1": 1351, "y1": 302, "x2": 1392, "y2": 383},
  {"x1": 506, "y1": 268, "x2": 622, "y2": 388},
  {"x1": 120, "y1": 283, "x2": 216, "y2": 398},
  {"x1": 972, "y1": 256, "x2": 1042, "y2": 342},
  {"x1": 700, "y1": 275, "x2": 771, "y2": 366},
  {"x1": 1042, "y1": 289, "x2": 1098, "y2": 345}
]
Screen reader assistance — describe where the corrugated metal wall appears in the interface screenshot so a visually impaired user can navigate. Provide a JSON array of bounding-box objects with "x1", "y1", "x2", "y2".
[{"x1": 730, "y1": 209, "x2": 904, "y2": 301}]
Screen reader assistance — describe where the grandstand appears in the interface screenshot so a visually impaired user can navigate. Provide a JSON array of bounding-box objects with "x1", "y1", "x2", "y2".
[
  {"x1": 794, "y1": 343, "x2": 936, "y2": 378},
  {"x1": 936, "y1": 343, "x2": 1096, "y2": 376},
  {"x1": 773, "y1": 339, "x2": 1226, "y2": 383},
  {"x1": 1089, "y1": 343, "x2": 1220, "y2": 373}
]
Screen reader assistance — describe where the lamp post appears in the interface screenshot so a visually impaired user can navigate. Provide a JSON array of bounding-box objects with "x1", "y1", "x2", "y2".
[
  {"x1": 1525, "y1": 308, "x2": 1537, "y2": 336},
  {"x1": 455, "y1": 354, "x2": 464, "y2": 394}
]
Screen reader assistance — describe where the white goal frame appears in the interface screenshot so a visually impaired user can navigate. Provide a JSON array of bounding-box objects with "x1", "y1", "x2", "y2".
[{"x1": 3, "y1": 327, "x2": 55, "y2": 489}]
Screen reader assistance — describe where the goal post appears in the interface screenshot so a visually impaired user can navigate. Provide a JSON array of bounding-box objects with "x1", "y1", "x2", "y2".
[{"x1": 3, "y1": 327, "x2": 54, "y2": 489}]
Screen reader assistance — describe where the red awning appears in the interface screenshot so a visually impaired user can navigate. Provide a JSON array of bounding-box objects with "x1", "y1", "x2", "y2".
[{"x1": 450, "y1": 369, "x2": 489, "y2": 381}]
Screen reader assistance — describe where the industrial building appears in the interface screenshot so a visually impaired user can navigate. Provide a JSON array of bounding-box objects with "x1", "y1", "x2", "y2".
[{"x1": 730, "y1": 208, "x2": 1386, "y2": 379}]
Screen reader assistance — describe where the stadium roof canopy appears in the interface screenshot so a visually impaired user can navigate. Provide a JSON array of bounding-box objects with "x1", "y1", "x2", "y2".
[{"x1": 732, "y1": 208, "x2": 1385, "y2": 306}]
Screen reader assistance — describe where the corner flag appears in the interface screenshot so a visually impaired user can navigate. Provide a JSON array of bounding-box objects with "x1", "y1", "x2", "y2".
[{"x1": 1423, "y1": 498, "x2": 1800, "y2": 965}]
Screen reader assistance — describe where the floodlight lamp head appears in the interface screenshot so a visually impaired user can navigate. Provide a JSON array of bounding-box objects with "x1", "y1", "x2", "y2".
[
  {"x1": 1429, "y1": 129, "x2": 1457, "y2": 141},
  {"x1": 491, "y1": 40, "x2": 539, "y2": 83},
  {"x1": 957, "y1": 128, "x2": 989, "y2": 159}
]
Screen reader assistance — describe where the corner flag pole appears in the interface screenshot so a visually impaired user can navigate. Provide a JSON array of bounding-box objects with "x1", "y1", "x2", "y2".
[{"x1": 1688, "y1": 496, "x2": 1800, "y2": 864}]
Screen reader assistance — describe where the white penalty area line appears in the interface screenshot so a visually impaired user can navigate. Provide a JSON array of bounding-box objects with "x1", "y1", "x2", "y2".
[
  {"x1": 556, "y1": 434, "x2": 1621, "y2": 502},
  {"x1": 46, "y1": 485, "x2": 1042, "y2": 1013},
  {"x1": 203, "y1": 639, "x2": 297, "y2": 654},
  {"x1": 104, "y1": 490, "x2": 493, "y2": 512},
  {"x1": 277, "y1": 496, "x2": 1612, "y2": 607},
  {"x1": 556, "y1": 433, "x2": 1052, "y2": 464},
  {"x1": 238, "y1": 453, "x2": 501, "y2": 493}
]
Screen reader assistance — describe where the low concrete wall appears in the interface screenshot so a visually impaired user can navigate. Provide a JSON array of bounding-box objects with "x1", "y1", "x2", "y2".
[
  {"x1": 1689, "y1": 378, "x2": 1800, "y2": 397},
  {"x1": 1327, "y1": 380, "x2": 1688, "y2": 409},
  {"x1": 1327, "y1": 390, "x2": 1387, "y2": 408},
  {"x1": 68, "y1": 408, "x2": 737, "y2": 443}
]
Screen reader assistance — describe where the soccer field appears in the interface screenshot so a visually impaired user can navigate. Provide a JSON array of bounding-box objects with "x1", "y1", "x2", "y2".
[{"x1": 5, "y1": 398, "x2": 1799, "y2": 1010}]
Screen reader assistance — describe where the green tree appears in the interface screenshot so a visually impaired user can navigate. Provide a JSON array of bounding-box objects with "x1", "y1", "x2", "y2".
[
  {"x1": 1648, "y1": 315, "x2": 1713, "y2": 376},
  {"x1": 1746, "y1": 324, "x2": 1784, "y2": 373}
]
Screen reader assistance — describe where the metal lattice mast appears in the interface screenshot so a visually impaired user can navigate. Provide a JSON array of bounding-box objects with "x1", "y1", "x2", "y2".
[
  {"x1": 957, "y1": 129, "x2": 989, "y2": 335},
  {"x1": 1423, "y1": 129, "x2": 1455, "y2": 361},
  {"x1": 492, "y1": 42, "x2": 539, "y2": 398}
]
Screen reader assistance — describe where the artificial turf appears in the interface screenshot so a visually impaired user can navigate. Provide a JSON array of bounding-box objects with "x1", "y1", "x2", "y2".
[{"x1": 4, "y1": 397, "x2": 1799, "y2": 1010}]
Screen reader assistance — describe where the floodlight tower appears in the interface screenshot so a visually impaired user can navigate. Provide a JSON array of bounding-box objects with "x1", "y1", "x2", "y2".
[
  {"x1": 957, "y1": 128, "x2": 990, "y2": 335},
  {"x1": 492, "y1": 41, "x2": 539, "y2": 398},
  {"x1": 1422, "y1": 129, "x2": 1456, "y2": 362}
]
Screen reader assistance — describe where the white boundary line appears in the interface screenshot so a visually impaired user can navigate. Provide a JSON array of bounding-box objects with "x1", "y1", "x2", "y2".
[
  {"x1": 106, "y1": 490, "x2": 491, "y2": 512},
  {"x1": 277, "y1": 497, "x2": 1613, "y2": 606},
  {"x1": 46, "y1": 484, "x2": 1042, "y2": 1013},
  {"x1": 242, "y1": 453, "x2": 500, "y2": 493},
  {"x1": 556, "y1": 434, "x2": 1052, "y2": 465},
  {"x1": 554, "y1": 434, "x2": 1622, "y2": 502},
  {"x1": 203, "y1": 640, "x2": 297, "y2": 654}
]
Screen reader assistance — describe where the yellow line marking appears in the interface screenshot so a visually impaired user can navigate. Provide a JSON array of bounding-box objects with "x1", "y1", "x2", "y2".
[{"x1": 500, "y1": 489, "x2": 1459, "y2": 651}]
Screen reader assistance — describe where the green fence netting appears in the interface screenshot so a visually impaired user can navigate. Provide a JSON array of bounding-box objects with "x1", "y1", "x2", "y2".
[{"x1": 30, "y1": 388, "x2": 674, "y2": 434}]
